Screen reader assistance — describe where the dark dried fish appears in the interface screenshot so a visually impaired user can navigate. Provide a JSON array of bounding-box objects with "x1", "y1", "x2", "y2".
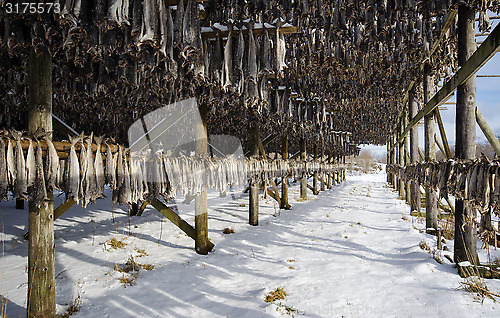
[
  {"x1": 32, "y1": 140, "x2": 48, "y2": 209},
  {"x1": 0, "y1": 139, "x2": 7, "y2": 200}
]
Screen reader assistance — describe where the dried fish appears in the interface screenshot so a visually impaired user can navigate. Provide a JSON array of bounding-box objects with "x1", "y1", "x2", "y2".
[
  {"x1": 26, "y1": 140, "x2": 35, "y2": 188},
  {"x1": 32, "y1": 140, "x2": 48, "y2": 209},
  {"x1": 12, "y1": 131, "x2": 27, "y2": 199},
  {"x1": 45, "y1": 138, "x2": 60, "y2": 190},
  {"x1": 95, "y1": 136, "x2": 105, "y2": 198},
  {"x1": 222, "y1": 21, "x2": 234, "y2": 90},
  {"x1": 6, "y1": 139, "x2": 15, "y2": 186},
  {"x1": 64, "y1": 135, "x2": 80, "y2": 203},
  {"x1": 0, "y1": 139, "x2": 7, "y2": 200},
  {"x1": 105, "y1": 143, "x2": 116, "y2": 188}
]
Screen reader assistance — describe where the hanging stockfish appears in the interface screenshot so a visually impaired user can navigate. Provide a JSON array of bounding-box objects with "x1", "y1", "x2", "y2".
[
  {"x1": 83, "y1": 134, "x2": 98, "y2": 207},
  {"x1": 94, "y1": 136, "x2": 105, "y2": 198},
  {"x1": 31, "y1": 140, "x2": 48, "y2": 209},
  {"x1": 105, "y1": 142, "x2": 116, "y2": 188},
  {"x1": 223, "y1": 21, "x2": 234, "y2": 90},
  {"x1": 26, "y1": 139, "x2": 35, "y2": 188},
  {"x1": 183, "y1": 0, "x2": 202, "y2": 52},
  {"x1": 64, "y1": 135, "x2": 80, "y2": 203},
  {"x1": 259, "y1": 25, "x2": 272, "y2": 74},
  {"x1": 234, "y1": 26, "x2": 245, "y2": 94},
  {"x1": 275, "y1": 19, "x2": 286, "y2": 74},
  {"x1": 245, "y1": 21, "x2": 258, "y2": 105},
  {"x1": 210, "y1": 31, "x2": 223, "y2": 86},
  {"x1": 79, "y1": 134, "x2": 88, "y2": 201},
  {"x1": 57, "y1": 159, "x2": 65, "y2": 191},
  {"x1": 0, "y1": 139, "x2": 7, "y2": 200},
  {"x1": 113, "y1": 145, "x2": 125, "y2": 203},
  {"x1": 118, "y1": 157, "x2": 132, "y2": 206},
  {"x1": 6, "y1": 139, "x2": 15, "y2": 186},
  {"x1": 174, "y1": 0, "x2": 185, "y2": 46},
  {"x1": 12, "y1": 131, "x2": 27, "y2": 199},
  {"x1": 140, "y1": 0, "x2": 158, "y2": 45},
  {"x1": 45, "y1": 137, "x2": 60, "y2": 191}
]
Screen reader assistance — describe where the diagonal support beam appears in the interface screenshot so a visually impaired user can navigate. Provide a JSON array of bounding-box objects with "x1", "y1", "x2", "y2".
[
  {"x1": 396, "y1": 20, "x2": 500, "y2": 147},
  {"x1": 151, "y1": 199, "x2": 214, "y2": 252},
  {"x1": 476, "y1": 107, "x2": 500, "y2": 156}
]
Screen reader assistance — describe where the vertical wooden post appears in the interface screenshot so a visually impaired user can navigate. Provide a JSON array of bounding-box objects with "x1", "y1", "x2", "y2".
[
  {"x1": 195, "y1": 102, "x2": 209, "y2": 254},
  {"x1": 320, "y1": 147, "x2": 326, "y2": 191},
  {"x1": 280, "y1": 134, "x2": 290, "y2": 209},
  {"x1": 249, "y1": 125, "x2": 260, "y2": 225},
  {"x1": 409, "y1": 88, "x2": 420, "y2": 211},
  {"x1": 313, "y1": 145, "x2": 318, "y2": 194},
  {"x1": 398, "y1": 123, "x2": 406, "y2": 199},
  {"x1": 27, "y1": 50, "x2": 55, "y2": 317},
  {"x1": 424, "y1": 63, "x2": 438, "y2": 232},
  {"x1": 387, "y1": 139, "x2": 392, "y2": 184},
  {"x1": 300, "y1": 138, "x2": 307, "y2": 200},
  {"x1": 454, "y1": 4, "x2": 479, "y2": 265},
  {"x1": 403, "y1": 112, "x2": 410, "y2": 204}
]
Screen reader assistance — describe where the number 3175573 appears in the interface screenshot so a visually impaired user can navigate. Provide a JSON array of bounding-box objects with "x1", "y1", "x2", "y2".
[{"x1": 4, "y1": 2, "x2": 61, "y2": 14}]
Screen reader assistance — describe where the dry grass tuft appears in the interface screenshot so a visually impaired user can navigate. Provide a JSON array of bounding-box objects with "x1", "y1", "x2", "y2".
[
  {"x1": 419, "y1": 241, "x2": 430, "y2": 251},
  {"x1": 265, "y1": 287, "x2": 287, "y2": 303},
  {"x1": 222, "y1": 228, "x2": 235, "y2": 234},
  {"x1": 135, "y1": 248, "x2": 148, "y2": 257},
  {"x1": 56, "y1": 292, "x2": 82, "y2": 317},
  {"x1": 106, "y1": 237, "x2": 127, "y2": 250},
  {"x1": 141, "y1": 264, "x2": 154, "y2": 271}
]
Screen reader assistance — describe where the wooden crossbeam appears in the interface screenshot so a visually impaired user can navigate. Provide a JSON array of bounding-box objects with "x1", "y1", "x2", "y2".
[
  {"x1": 54, "y1": 199, "x2": 77, "y2": 220},
  {"x1": 396, "y1": 20, "x2": 500, "y2": 147},
  {"x1": 151, "y1": 199, "x2": 214, "y2": 252}
]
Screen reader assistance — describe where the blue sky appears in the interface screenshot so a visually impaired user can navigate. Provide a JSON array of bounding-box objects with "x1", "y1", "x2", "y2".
[{"x1": 363, "y1": 15, "x2": 500, "y2": 158}]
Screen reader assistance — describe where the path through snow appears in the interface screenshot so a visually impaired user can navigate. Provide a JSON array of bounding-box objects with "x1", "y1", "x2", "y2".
[{"x1": 1, "y1": 172, "x2": 500, "y2": 317}]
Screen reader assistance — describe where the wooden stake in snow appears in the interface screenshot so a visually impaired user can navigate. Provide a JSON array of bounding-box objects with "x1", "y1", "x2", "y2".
[
  {"x1": 409, "y1": 87, "x2": 420, "y2": 212},
  {"x1": 281, "y1": 134, "x2": 290, "y2": 210},
  {"x1": 27, "y1": 49, "x2": 55, "y2": 317},
  {"x1": 195, "y1": 102, "x2": 209, "y2": 254},
  {"x1": 454, "y1": 4, "x2": 479, "y2": 265},
  {"x1": 249, "y1": 124, "x2": 260, "y2": 226},
  {"x1": 424, "y1": 62, "x2": 438, "y2": 232}
]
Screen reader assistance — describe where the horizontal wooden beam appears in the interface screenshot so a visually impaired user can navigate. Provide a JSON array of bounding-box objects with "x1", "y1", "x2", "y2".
[{"x1": 396, "y1": 20, "x2": 500, "y2": 147}]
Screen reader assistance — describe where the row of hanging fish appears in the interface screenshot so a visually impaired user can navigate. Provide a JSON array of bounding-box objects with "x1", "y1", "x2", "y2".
[
  {"x1": 246, "y1": 158, "x2": 344, "y2": 183},
  {"x1": 0, "y1": 130, "x2": 347, "y2": 208},
  {"x1": 387, "y1": 156, "x2": 500, "y2": 215}
]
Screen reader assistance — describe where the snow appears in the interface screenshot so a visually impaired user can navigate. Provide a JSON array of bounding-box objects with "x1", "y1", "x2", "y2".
[{"x1": 2, "y1": 171, "x2": 500, "y2": 317}]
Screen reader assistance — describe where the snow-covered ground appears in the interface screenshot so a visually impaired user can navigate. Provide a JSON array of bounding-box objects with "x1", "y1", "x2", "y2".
[{"x1": 1, "y1": 171, "x2": 500, "y2": 317}]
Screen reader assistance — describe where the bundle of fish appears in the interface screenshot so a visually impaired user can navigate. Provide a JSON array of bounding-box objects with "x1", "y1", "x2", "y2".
[
  {"x1": 388, "y1": 156, "x2": 500, "y2": 215},
  {"x1": 245, "y1": 157, "x2": 344, "y2": 183}
]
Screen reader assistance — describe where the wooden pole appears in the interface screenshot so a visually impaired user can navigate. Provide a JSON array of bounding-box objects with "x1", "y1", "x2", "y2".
[
  {"x1": 249, "y1": 125, "x2": 260, "y2": 225},
  {"x1": 320, "y1": 147, "x2": 326, "y2": 191},
  {"x1": 387, "y1": 139, "x2": 392, "y2": 185},
  {"x1": 403, "y1": 111, "x2": 410, "y2": 204},
  {"x1": 455, "y1": 4, "x2": 479, "y2": 265},
  {"x1": 398, "y1": 123, "x2": 406, "y2": 199},
  {"x1": 300, "y1": 138, "x2": 307, "y2": 200},
  {"x1": 476, "y1": 108, "x2": 500, "y2": 157},
  {"x1": 280, "y1": 134, "x2": 290, "y2": 209},
  {"x1": 424, "y1": 63, "x2": 438, "y2": 233},
  {"x1": 27, "y1": 49, "x2": 55, "y2": 318},
  {"x1": 195, "y1": 102, "x2": 209, "y2": 254},
  {"x1": 434, "y1": 108, "x2": 453, "y2": 158},
  {"x1": 409, "y1": 88, "x2": 420, "y2": 211},
  {"x1": 313, "y1": 145, "x2": 318, "y2": 195}
]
